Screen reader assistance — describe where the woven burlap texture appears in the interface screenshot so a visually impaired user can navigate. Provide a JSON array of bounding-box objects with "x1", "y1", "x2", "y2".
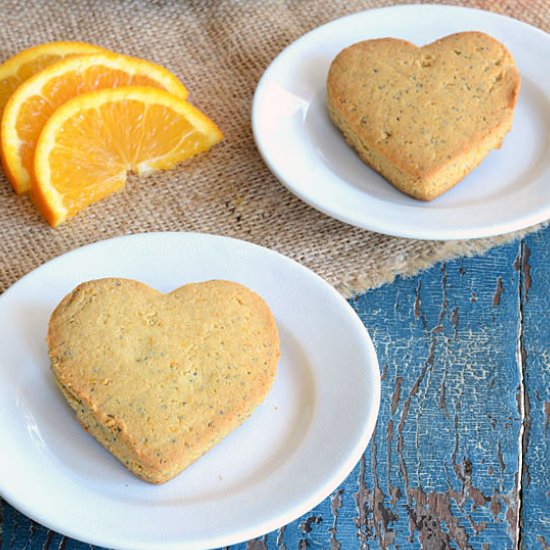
[{"x1": 0, "y1": 0, "x2": 547, "y2": 297}]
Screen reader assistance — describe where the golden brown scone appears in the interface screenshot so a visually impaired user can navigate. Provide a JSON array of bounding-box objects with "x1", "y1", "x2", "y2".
[
  {"x1": 48, "y1": 278, "x2": 280, "y2": 484},
  {"x1": 326, "y1": 32, "x2": 520, "y2": 200}
]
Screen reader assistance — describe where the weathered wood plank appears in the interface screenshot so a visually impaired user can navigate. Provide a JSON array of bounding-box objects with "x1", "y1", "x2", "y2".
[
  {"x1": 247, "y1": 236, "x2": 527, "y2": 548},
  {"x1": 2, "y1": 227, "x2": 549, "y2": 549},
  {"x1": 312, "y1": 241, "x2": 522, "y2": 549},
  {"x1": 519, "y1": 229, "x2": 550, "y2": 549}
]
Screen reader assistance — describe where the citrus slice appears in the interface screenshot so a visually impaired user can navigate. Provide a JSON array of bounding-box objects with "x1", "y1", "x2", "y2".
[
  {"x1": 33, "y1": 86, "x2": 223, "y2": 227},
  {"x1": 0, "y1": 41, "x2": 106, "y2": 119},
  {"x1": 1, "y1": 52, "x2": 188, "y2": 193}
]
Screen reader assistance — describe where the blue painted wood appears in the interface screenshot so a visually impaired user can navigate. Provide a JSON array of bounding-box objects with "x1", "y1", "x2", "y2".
[
  {"x1": 1, "y1": 226, "x2": 548, "y2": 549},
  {"x1": 520, "y1": 229, "x2": 550, "y2": 549},
  {"x1": 349, "y1": 248, "x2": 522, "y2": 549}
]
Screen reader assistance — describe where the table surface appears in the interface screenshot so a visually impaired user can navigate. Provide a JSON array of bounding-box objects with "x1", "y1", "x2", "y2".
[{"x1": 1, "y1": 223, "x2": 548, "y2": 549}]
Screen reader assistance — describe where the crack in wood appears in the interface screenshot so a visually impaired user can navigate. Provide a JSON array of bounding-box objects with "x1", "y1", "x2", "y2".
[
  {"x1": 276, "y1": 525, "x2": 286, "y2": 548},
  {"x1": 353, "y1": 454, "x2": 371, "y2": 547},
  {"x1": 493, "y1": 276, "x2": 504, "y2": 306},
  {"x1": 390, "y1": 377, "x2": 402, "y2": 415},
  {"x1": 416, "y1": 337, "x2": 440, "y2": 483},
  {"x1": 438, "y1": 374, "x2": 448, "y2": 414},
  {"x1": 516, "y1": 240, "x2": 531, "y2": 549},
  {"x1": 414, "y1": 279, "x2": 422, "y2": 320},
  {"x1": 29, "y1": 519, "x2": 36, "y2": 546},
  {"x1": 329, "y1": 489, "x2": 343, "y2": 550},
  {"x1": 354, "y1": 417, "x2": 401, "y2": 549},
  {"x1": 369, "y1": 419, "x2": 387, "y2": 545},
  {"x1": 42, "y1": 529, "x2": 54, "y2": 550},
  {"x1": 386, "y1": 418, "x2": 394, "y2": 487},
  {"x1": 497, "y1": 438, "x2": 506, "y2": 494},
  {"x1": 451, "y1": 307, "x2": 459, "y2": 337},
  {"x1": 387, "y1": 418, "x2": 401, "y2": 544}
]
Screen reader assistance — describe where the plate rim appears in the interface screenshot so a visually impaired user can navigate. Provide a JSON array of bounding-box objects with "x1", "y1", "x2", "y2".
[
  {"x1": 252, "y1": 3, "x2": 550, "y2": 240},
  {"x1": 0, "y1": 231, "x2": 381, "y2": 550}
]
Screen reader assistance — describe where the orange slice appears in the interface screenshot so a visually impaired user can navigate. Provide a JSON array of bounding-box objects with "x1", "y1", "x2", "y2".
[
  {"x1": 33, "y1": 86, "x2": 223, "y2": 227},
  {"x1": 1, "y1": 52, "x2": 188, "y2": 194},
  {"x1": 0, "y1": 41, "x2": 106, "y2": 119}
]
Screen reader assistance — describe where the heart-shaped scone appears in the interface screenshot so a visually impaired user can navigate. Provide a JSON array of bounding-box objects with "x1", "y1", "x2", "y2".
[
  {"x1": 48, "y1": 278, "x2": 279, "y2": 484},
  {"x1": 327, "y1": 32, "x2": 520, "y2": 200}
]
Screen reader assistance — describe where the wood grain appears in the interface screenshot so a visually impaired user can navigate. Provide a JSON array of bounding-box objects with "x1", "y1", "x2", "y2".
[
  {"x1": 340, "y1": 242, "x2": 523, "y2": 548},
  {"x1": 1, "y1": 228, "x2": 548, "y2": 548},
  {"x1": 519, "y1": 230, "x2": 550, "y2": 550}
]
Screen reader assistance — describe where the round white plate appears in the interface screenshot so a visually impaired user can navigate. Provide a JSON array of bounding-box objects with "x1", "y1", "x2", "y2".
[
  {"x1": 0, "y1": 232, "x2": 380, "y2": 550},
  {"x1": 252, "y1": 4, "x2": 550, "y2": 240}
]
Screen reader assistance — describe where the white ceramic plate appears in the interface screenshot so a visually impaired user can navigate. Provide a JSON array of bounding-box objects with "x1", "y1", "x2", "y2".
[
  {"x1": 0, "y1": 232, "x2": 380, "y2": 550},
  {"x1": 252, "y1": 4, "x2": 550, "y2": 240}
]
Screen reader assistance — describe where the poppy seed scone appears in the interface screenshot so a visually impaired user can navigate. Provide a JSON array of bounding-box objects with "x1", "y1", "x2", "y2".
[
  {"x1": 326, "y1": 32, "x2": 521, "y2": 200},
  {"x1": 48, "y1": 278, "x2": 280, "y2": 484}
]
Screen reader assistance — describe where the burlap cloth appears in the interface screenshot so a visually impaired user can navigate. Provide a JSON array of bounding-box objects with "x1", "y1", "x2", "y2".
[{"x1": 0, "y1": 0, "x2": 547, "y2": 297}]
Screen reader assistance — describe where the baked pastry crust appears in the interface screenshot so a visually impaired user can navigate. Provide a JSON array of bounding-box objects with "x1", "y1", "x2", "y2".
[
  {"x1": 326, "y1": 32, "x2": 520, "y2": 200},
  {"x1": 48, "y1": 278, "x2": 280, "y2": 483}
]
